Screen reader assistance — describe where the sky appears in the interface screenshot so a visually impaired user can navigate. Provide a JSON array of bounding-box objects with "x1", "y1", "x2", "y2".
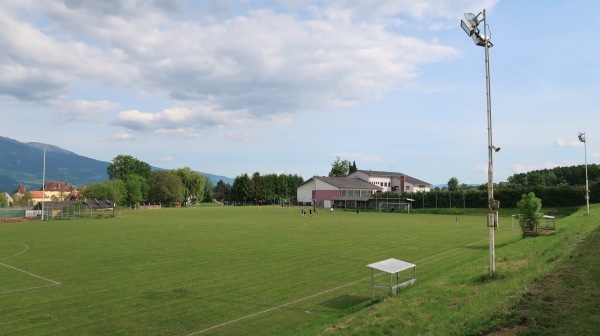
[{"x1": 1, "y1": 0, "x2": 598, "y2": 186}]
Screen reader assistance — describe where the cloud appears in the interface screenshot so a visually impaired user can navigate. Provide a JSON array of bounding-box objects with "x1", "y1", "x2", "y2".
[
  {"x1": 331, "y1": 152, "x2": 385, "y2": 163},
  {"x1": 113, "y1": 105, "x2": 252, "y2": 136},
  {"x1": 0, "y1": 0, "x2": 470, "y2": 138},
  {"x1": 511, "y1": 162, "x2": 561, "y2": 174},
  {"x1": 55, "y1": 100, "x2": 120, "y2": 122},
  {"x1": 113, "y1": 132, "x2": 134, "y2": 140},
  {"x1": 158, "y1": 156, "x2": 173, "y2": 162},
  {"x1": 555, "y1": 138, "x2": 583, "y2": 147},
  {"x1": 288, "y1": 0, "x2": 500, "y2": 21}
]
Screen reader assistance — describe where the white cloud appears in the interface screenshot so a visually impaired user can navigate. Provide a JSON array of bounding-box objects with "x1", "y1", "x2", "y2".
[
  {"x1": 219, "y1": 131, "x2": 262, "y2": 142},
  {"x1": 158, "y1": 156, "x2": 173, "y2": 162},
  {"x1": 0, "y1": 0, "x2": 463, "y2": 139},
  {"x1": 113, "y1": 132, "x2": 134, "y2": 140},
  {"x1": 55, "y1": 100, "x2": 120, "y2": 122},
  {"x1": 113, "y1": 105, "x2": 253, "y2": 136},
  {"x1": 292, "y1": 0, "x2": 500, "y2": 23},
  {"x1": 555, "y1": 138, "x2": 583, "y2": 148},
  {"x1": 331, "y1": 152, "x2": 385, "y2": 163},
  {"x1": 511, "y1": 162, "x2": 561, "y2": 174}
]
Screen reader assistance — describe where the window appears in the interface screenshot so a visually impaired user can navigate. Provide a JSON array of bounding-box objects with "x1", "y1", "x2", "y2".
[{"x1": 342, "y1": 190, "x2": 347, "y2": 197}]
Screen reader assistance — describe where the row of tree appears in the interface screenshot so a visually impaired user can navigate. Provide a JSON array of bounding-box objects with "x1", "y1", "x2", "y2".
[
  {"x1": 435, "y1": 164, "x2": 599, "y2": 208},
  {"x1": 229, "y1": 173, "x2": 304, "y2": 204},
  {"x1": 82, "y1": 155, "x2": 213, "y2": 206},
  {"x1": 384, "y1": 181, "x2": 596, "y2": 209},
  {"x1": 82, "y1": 155, "x2": 305, "y2": 206}
]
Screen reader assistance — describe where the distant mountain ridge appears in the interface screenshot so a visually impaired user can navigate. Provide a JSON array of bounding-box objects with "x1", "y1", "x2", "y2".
[{"x1": 0, "y1": 136, "x2": 234, "y2": 193}]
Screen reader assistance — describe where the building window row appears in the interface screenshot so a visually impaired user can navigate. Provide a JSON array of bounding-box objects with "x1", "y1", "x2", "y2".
[{"x1": 341, "y1": 190, "x2": 368, "y2": 197}]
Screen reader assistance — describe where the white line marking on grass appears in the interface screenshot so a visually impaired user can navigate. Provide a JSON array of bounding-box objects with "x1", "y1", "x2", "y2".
[
  {"x1": 0, "y1": 262, "x2": 61, "y2": 286},
  {"x1": 0, "y1": 243, "x2": 61, "y2": 294},
  {"x1": 1, "y1": 282, "x2": 60, "y2": 294},
  {"x1": 0, "y1": 243, "x2": 29, "y2": 260},
  {"x1": 185, "y1": 233, "x2": 511, "y2": 335},
  {"x1": 185, "y1": 278, "x2": 368, "y2": 335}
]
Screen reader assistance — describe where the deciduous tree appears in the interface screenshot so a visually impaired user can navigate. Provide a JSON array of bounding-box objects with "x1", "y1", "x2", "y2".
[
  {"x1": 172, "y1": 167, "x2": 205, "y2": 203},
  {"x1": 329, "y1": 156, "x2": 350, "y2": 177},
  {"x1": 147, "y1": 171, "x2": 184, "y2": 204},
  {"x1": 107, "y1": 155, "x2": 151, "y2": 180},
  {"x1": 447, "y1": 177, "x2": 459, "y2": 191}
]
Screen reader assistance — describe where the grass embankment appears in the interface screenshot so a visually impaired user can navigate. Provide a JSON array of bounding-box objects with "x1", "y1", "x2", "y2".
[
  {"x1": 319, "y1": 205, "x2": 600, "y2": 335},
  {"x1": 483, "y1": 210, "x2": 600, "y2": 335}
]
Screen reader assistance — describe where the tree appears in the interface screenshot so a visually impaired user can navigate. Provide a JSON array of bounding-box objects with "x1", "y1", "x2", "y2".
[
  {"x1": 107, "y1": 155, "x2": 152, "y2": 180},
  {"x1": 517, "y1": 192, "x2": 543, "y2": 232},
  {"x1": 447, "y1": 177, "x2": 459, "y2": 191},
  {"x1": 123, "y1": 174, "x2": 148, "y2": 206},
  {"x1": 172, "y1": 167, "x2": 205, "y2": 203},
  {"x1": 252, "y1": 172, "x2": 261, "y2": 205},
  {"x1": 329, "y1": 156, "x2": 350, "y2": 177},
  {"x1": 82, "y1": 180, "x2": 125, "y2": 205},
  {"x1": 202, "y1": 176, "x2": 213, "y2": 202},
  {"x1": 231, "y1": 173, "x2": 253, "y2": 203},
  {"x1": 213, "y1": 179, "x2": 231, "y2": 202},
  {"x1": 147, "y1": 171, "x2": 184, "y2": 204},
  {"x1": 349, "y1": 161, "x2": 358, "y2": 174},
  {"x1": 0, "y1": 192, "x2": 7, "y2": 207},
  {"x1": 13, "y1": 192, "x2": 33, "y2": 206}
]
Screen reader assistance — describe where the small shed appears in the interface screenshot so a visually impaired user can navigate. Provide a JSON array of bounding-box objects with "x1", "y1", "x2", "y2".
[{"x1": 367, "y1": 258, "x2": 416, "y2": 301}]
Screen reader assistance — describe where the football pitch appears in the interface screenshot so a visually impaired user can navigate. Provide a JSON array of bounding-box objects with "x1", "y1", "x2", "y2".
[{"x1": 0, "y1": 206, "x2": 541, "y2": 335}]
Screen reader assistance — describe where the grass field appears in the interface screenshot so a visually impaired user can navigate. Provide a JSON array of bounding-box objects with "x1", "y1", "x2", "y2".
[{"x1": 0, "y1": 205, "x2": 597, "y2": 335}]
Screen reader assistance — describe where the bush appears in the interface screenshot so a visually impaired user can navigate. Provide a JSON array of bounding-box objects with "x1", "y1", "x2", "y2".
[{"x1": 517, "y1": 192, "x2": 542, "y2": 231}]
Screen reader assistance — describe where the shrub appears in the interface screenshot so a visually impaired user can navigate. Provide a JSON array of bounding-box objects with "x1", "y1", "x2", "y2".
[{"x1": 517, "y1": 192, "x2": 542, "y2": 231}]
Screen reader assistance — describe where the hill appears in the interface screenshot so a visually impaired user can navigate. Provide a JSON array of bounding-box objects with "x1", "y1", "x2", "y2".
[{"x1": 0, "y1": 136, "x2": 234, "y2": 193}]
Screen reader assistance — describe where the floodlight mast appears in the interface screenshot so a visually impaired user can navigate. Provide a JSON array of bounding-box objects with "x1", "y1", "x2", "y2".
[
  {"x1": 461, "y1": 8, "x2": 497, "y2": 276},
  {"x1": 579, "y1": 132, "x2": 590, "y2": 214}
]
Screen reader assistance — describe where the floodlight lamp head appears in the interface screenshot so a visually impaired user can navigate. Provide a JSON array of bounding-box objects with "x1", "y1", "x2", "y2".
[
  {"x1": 491, "y1": 145, "x2": 501, "y2": 152},
  {"x1": 464, "y1": 12, "x2": 482, "y2": 27},
  {"x1": 472, "y1": 32, "x2": 492, "y2": 47},
  {"x1": 578, "y1": 132, "x2": 586, "y2": 143},
  {"x1": 461, "y1": 18, "x2": 478, "y2": 36}
]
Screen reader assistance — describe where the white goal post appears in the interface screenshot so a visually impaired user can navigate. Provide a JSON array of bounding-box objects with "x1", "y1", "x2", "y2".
[{"x1": 375, "y1": 201, "x2": 410, "y2": 212}]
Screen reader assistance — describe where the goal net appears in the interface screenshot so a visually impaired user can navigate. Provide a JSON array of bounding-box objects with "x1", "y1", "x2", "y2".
[{"x1": 376, "y1": 201, "x2": 409, "y2": 211}]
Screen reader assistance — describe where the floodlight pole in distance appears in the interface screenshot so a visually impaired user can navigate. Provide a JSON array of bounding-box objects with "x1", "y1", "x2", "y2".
[
  {"x1": 578, "y1": 132, "x2": 590, "y2": 214},
  {"x1": 112, "y1": 166, "x2": 118, "y2": 217},
  {"x1": 461, "y1": 8, "x2": 497, "y2": 275}
]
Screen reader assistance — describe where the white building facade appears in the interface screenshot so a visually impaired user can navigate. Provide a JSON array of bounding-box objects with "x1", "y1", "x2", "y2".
[{"x1": 346, "y1": 170, "x2": 431, "y2": 193}]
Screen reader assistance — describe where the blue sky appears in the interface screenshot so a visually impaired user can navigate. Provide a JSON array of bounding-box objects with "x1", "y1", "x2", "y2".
[{"x1": 1, "y1": 0, "x2": 598, "y2": 185}]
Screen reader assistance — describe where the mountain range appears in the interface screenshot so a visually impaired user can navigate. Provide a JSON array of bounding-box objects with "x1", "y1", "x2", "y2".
[{"x1": 0, "y1": 136, "x2": 234, "y2": 193}]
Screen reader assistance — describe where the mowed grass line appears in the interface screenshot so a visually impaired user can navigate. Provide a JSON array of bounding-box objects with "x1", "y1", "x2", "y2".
[{"x1": 0, "y1": 206, "x2": 551, "y2": 335}]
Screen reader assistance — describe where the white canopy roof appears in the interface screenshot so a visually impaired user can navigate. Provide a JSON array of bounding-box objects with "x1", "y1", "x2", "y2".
[{"x1": 367, "y1": 258, "x2": 415, "y2": 274}]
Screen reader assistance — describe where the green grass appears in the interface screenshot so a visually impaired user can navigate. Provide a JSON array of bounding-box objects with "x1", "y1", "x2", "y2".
[
  {"x1": 0, "y1": 205, "x2": 597, "y2": 335},
  {"x1": 480, "y1": 210, "x2": 600, "y2": 335}
]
